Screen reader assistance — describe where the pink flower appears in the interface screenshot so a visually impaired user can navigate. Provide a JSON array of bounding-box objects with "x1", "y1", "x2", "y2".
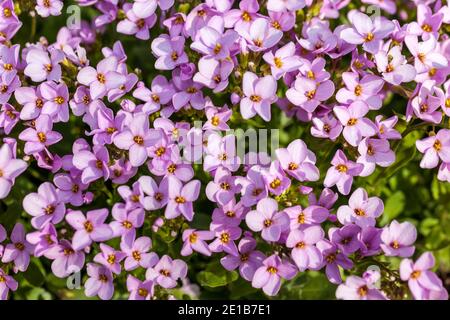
[
  {"x1": 286, "y1": 226, "x2": 324, "y2": 271},
  {"x1": 165, "y1": 176, "x2": 200, "y2": 221},
  {"x1": 381, "y1": 220, "x2": 416, "y2": 257},
  {"x1": 262, "y1": 42, "x2": 302, "y2": 80},
  {"x1": 146, "y1": 255, "x2": 187, "y2": 289},
  {"x1": 324, "y1": 150, "x2": 364, "y2": 195},
  {"x1": 240, "y1": 71, "x2": 277, "y2": 121},
  {"x1": 151, "y1": 35, "x2": 188, "y2": 70},
  {"x1": 18, "y1": 115, "x2": 63, "y2": 155},
  {"x1": 181, "y1": 229, "x2": 214, "y2": 256},
  {"x1": 0, "y1": 143, "x2": 27, "y2": 199},
  {"x1": 336, "y1": 72, "x2": 384, "y2": 110},
  {"x1": 416, "y1": 129, "x2": 450, "y2": 169},
  {"x1": 84, "y1": 263, "x2": 114, "y2": 300},
  {"x1": 242, "y1": 18, "x2": 283, "y2": 52},
  {"x1": 286, "y1": 77, "x2": 334, "y2": 113}
]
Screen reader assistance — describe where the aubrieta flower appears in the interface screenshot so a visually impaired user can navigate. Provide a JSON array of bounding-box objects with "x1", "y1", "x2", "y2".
[
  {"x1": 242, "y1": 17, "x2": 283, "y2": 52},
  {"x1": 84, "y1": 263, "x2": 114, "y2": 300},
  {"x1": 416, "y1": 129, "x2": 450, "y2": 169},
  {"x1": 35, "y1": 0, "x2": 63, "y2": 17},
  {"x1": 126, "y1": 275, "x2": 154, "y2": 300},
  {"x1": 324, "y1": 150, "x2": 364, "y2": 195},
  {"x1": 44, "y1": 240, "x2": 85, "y2": 278},
  {"x1": 336, "y1": 272, "x2": 386, "y2": 300},
  {"x1": 72, "y1": 145, "x2": 111, "y2": 184},
  {"x1": 24, "y1": 48, "x2": 63, "y2": 82},
  {"x1": 120, "y1": 231, "x2": 158, "y2": 271},
  {"x1": 1, "y1": 223, "x2": 33, "y2": 272},
  {"x1": 181, "y1": 229, "x2": 214, "y2": 256},
  {"x1": 262, "y1": 42, "x2": 302, "y2": 80},
  {"x1": 381, "y1": 220, "x2": 417, "y2": 257},
  {"x1": 165, "y1": 176, "x2": 200, "y2": 221},
  {"x1": 0, "y1": 268, "x2": 18, "y2": 300},
  {"x1": 286, "y1": 226, "x2": 324, "y2": 271},
  {"x1": 146, "y1": 255, "x2": 188, "y2": 289},
  {"x1": 151, "y1": 35, "x2": 188, "y2": 70},
  {"x1": 0, "y1": 143, "x2": 27, "y2": 199},
  {"x1": 336, "y1": 72, "x2": 384, "y2": 110},
  {"x1": 240, "y1": 71, "x2": 277, "y2": 121}
]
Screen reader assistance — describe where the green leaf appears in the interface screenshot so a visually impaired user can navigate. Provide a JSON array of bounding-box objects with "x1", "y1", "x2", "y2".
[
  {"x1": 23, "y1": 260, "x2": 45, "y2": 287},
  {"x1": 381, "y1": 191, "x2": 405, "y2": 225},
  {"x1": 197, "y1": 262, "x2": 239, "y2": 288}
]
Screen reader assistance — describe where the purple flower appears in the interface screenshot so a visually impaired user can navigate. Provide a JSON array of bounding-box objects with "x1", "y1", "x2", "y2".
[
  {"x1": 0, "y1": 268, "x2": 17, "y2": 300},
  {"x1": 114, "y1": 113, "x2": 161, "y2": 167},
  {"x1": 221, "y1": 234, "x2": 265, "y2": 281},
  {"x1": 25, "y1": 223, "x2": 58, "y2": 257},
  {"x1": 120, "y1": 231, "x2": 158, "y2": 271},
  {"x1": 375, "y1": 115, "x2": 401, "y2": 140},
  {"x1": 14, "y1": 85, "x2": 45, "y2": 120},
  {"x1": 193, "y1": 57, "x2": 233, "y2": 93},
  {"x1": 336, "y1": 274, "x2": 386, "y2": 300},
  {"x1": 243, "y1": 18, "x2": 283, "y2": 52},
  {"x1": 337, "y1": 187, "x2": 384, "y2": 228},
  {"x1": 381, "y1": 220, "x2": 416, "y2": 257},
  {"x1": 39, "y1": 81, "x2": 70, "y2": 122},
  {"x1": 374, "y1": 46, "x2": 416, "y2": 85},
  {"x1": 358, "y1": 226, "x2": 382, "y2": 257},
  {"x1": 336, "y1": 72, "x2": 384, "y2": 110},
  {"x1": 139, "y1": 175, "x2": 169, "y2": 210},
  {"x1": 0, "y1": 143, "x2": 27, "y2": 199},
  {"x1": 93, "y1": 243, "x2": 126, "y2": 275},
  {"x1": 357, "y1": 138, "x2": 395, "y2": 176},
  {"x1": 252, "y1": 254, "x2": 297, "y2": 296},
  {"x1": 275, "y1": 138, "x2": 319, "y2": 181},
  {"x1": 0, "y1": 103, "x2": 19, "y2": 134},
  {"x1": 23, "y1": 182, "x2": 66, "y2": 229},
  {"x1": 117, "y1": 3, "x2": 156, "y2": 40},
  {"x1": 409, "y1": 80, "x2": 444, "y2": 124},
  {"x1": 245, "y1": 198, "x2": 289, "y2": 242},
  {"x1": 133, "y1": 76, "x2": 174, "y2": 114},
  {"x1": 127, "y1": 275, "x2": 154, "y2": 300},
  {"x1": 206, "y1": 167, "x2": 238, "y2": 205},
  {"x1": 65, "y1": 209, "x2": 114, "y2": 251},
  {"x1": 165, "y1": 176, "x2": 200, "y2": 221},
  {"x1": 262, "y1": 42, "x2": 302, "y2": 80},
  {"x1": 19, "y1": 115, "x2": 62, "y2": 155},
  {"x1": 24, "y1": 49, "x2": 63, "y2": 82},
  {"x1": 181, "y1": 229, "x2": 214, "y2": 256},
  {"x1": 35, "y1": 0, "x2": 63, "y2": 17},
  {"x1": 286, "y1": 77, "x2": 334, "y2": 113},
  {"x1": 235, "y1": 166, "x2": 268, "y2": 207},
  {"x1": 45, "y1": 240, "x2": 85, "y2": 278},
  {"x1": 209, "y1": 225, "x2": 242, "y2": 256},
  {"x1": 110, "y1": 204, "x2": 144, "y2": 237},
  {"x1": 341, "y1": 11, "x2": 394, "y2": 54},
  {"x1": 72, "y1": 145, "x2": 111, "y2": 184},
  {"x1": 211, "y1": 199, "x2": 246, "y2": 229},
  {"x1": 407, "y1": 4, "x2": 443, "y2": 40},
  {"x1": 400, "y1": 252, "x2": 448, "y2": 300},
  {"x1": 84, "y1": 263, "x2": 114, "y2": 300},
  {"x1": 146, "y1": 255, "x2": 187, "y2": 289},
  {"x1": 405, "y1": 36, "x2": 448, "y2": 74},
  {"x1": 240, "y1": 72, "x2": 277, "y2": 121},
  {"x1": 324, "y1": 150, "x2": 364, "y2": 195},
  {"x1": 284, "y1": 205, "x2": 329, "y2": 230},
  {"x1": 1, "y1": 223, "x2": 33, "y2": 272},
  {"x1": 416, "y1": 129, "x2": 450, "y2": 169},
  {"x1": 311, "y1": 113, "x2": 343, "y2": 141},
  {"x1": 329, "y1": 225, "x2": 362, "y2": 255},
  {"x1": 286, "y1": 226, "x2": 324, "y2": 271},
  {"x1": 317, "y1": 239, "x2": 353, "y2": 284},
  {"x1": 77, "y1": 56, "x2": 126, "y2": 100},
  {"x1": 204, "y1": 133, "x2": 241, "y2": 172},
  {"x1": 151, "y1": 35, "x2": 188, "y2": 70}
]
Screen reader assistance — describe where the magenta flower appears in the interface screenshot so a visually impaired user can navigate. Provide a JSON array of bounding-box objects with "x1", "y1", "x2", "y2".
[
  {"x1": 165, "y1": 176, "x2": 200, "y2": 221},
  {"x1": 85, "y1": 263, "x2": 114, "y2": 300},
  {"x1": 275, "y1": 138, "x2": 319, "y2": 182},
  {"x1": 0, "y1": 143, "x2": 27, "y2": 199},
  {"x1": 262, "y1": 42, "x2": 302, "y2": 80},
  {"x1": 286, "y1": 226, "x2": 324, "y2": 271},
  {"x1": 114, "y1": 113, "x2": 161, "y2": 167},
  {"x1": 246, "y1": 198, "x2": 289, "y2": 242},
  {"x1": 18, "y1": 115, "x2": 63, "y2": 155},
  {"x1": 381, "y1": 220, "x2": 416, "y2": 257},
  {"x1": 181, "y1": 229, "x2": 214, "y2": 256},
  {"x1": 151, "y1": 35, "x2": 188, "y2": 70},
  {"x1": 416, "y1": 129, "x2": 450, "y2": 169},
  {"x1": 146, "y1": 255, "x2": 187, "y2": 289},
  {"x1": 1, "y1": 223, "x2": 33, "y2": 272},
  {"x1": 400, "y1": 252, "x2": 448, "y2": 300},
  {"x1": 23, "y1": 182, "x2": 66, "y2": 229},
  {"x1": 341, "y1": 11, "x2": 394, "y2": 54},
  {"x1": 77, "y1": 56, "x2": 126, "y2": 100},
  {"x1": 240, "y1": 72, "x2": 277, "y2": 121},
  {"x1": 324, "y1": 150, "x2": 364, "y2": 195},
  {"x1": 337, "y1": 187, "x2": 384, "y2": 228},
  {"x1": 65, "y1": 209, "x2": 114, "y2": 251},
  {"x1": 252, "y1": 254, "x2": 297, "y2": 296},
  {"x1": 127, "y1": 275, "x2": 154, "y2": 300},
  {"x1": 72, "y1": 145, "x2": 111, "y2": 184},
  {"x1": 120, "y1": 231, "x2": 158, "y2": 271},
  {"x1": 221, "y1": 234, "x2": 265, "y2": 281}
]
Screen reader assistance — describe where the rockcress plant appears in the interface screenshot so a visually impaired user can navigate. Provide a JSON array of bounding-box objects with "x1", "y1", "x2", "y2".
[{"x1": 0, "y1": 0, "x2": 449, "y2": 300}]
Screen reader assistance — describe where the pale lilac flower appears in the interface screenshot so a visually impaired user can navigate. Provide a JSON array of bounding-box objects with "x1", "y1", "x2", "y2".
[
  {"x1": 416, "y1": 129, "x2": 450, "y2": 169},
  {"x1": 221, "y1": 234, "x2": 265, "y2": 281},
  {"x1": 329, "y1": 225, "x2": 362, "y2": 255},
  {"x1": 146, "y1": 255, "x2": 187, "y2": 289},
  {"x1": 375, "y1": 115, "x2": 401, "y2": 140},
  {"x1": 1, "y1": 223, "x2": 33, "y2": 272},
  {"x1": 224, "y1": 0, "x2": 260, "y2": 32},
  {"x1": 324, "y1": 150, "x2": 364, "y2": 195},
  {"x1": 374, "y1": 46, "x2": 416, "y2": 85},
  {"x1": 337, "y1": 188, "x2": 384, "y2": 228},
  {"x1": 114, "y1": 113, "x2": 161, "y2": 167},
  {"x1": 240, "y1": 71, "x2": 277, "y2": 121},
  {"x1": 243, "y1": 18, "x2": 283, "y2": 52},
  {"x1": 298, "y1": 19, "x2": 338, "y2": 54},
  {"x1": 204, "y1": 133, "x2": 241, "y2": 172},
  {"x1": 409, "y1": 80, "x2": 445, "y2": 124},
  {"x1": 24, "y1": 49, "x2": 63, "y2": 82},
  {"x1": 110, "y1": 204, "x2": 144, "y2": 237},
  {"x1": 209, "y1": 225, "x2": 242, "y2": 257},
  {"x1": 334, "y1": 102, "x2": 377, "y2": 146},
  {"x1": 23, "y1": 182, "x2": 65, "y2": 229},
  {"x1": 205, "y1": 167, "x2": 238, "y2": 205},
  {"x1": 246, "y1": 198, "x2": 289, "y2": 242},
  {"x1": 0, "y1": 142, "x2": 27, "y2": 199},
  {"x1": 65, "y1": 209, "x2": 114, "y2": 251},
  {"x1": 336, "y1": 72, "x2": 384, "y2": 110},
  {"x1": 139, "y1": 175, "x2": 169, "y2": 210},
  {"x1": 317, "y1": 239, "x2": 353, "y2": 284},
  {"x1": 133, "y1": 76, "x2": 174, "y2": 114},
  {"x1": 275, "y1": 138, "x2": 319, "y2": 181},
  {"x1": 193, "y1": 57, "x2": 233, "y2": 92},
  {"x1": 341, "y1": 11, "x2": 394, "y2": 54},
  {"x1": 0, "y1": 268, "x2": 17, "y2": 300},
  {"x1": 286, "y1": 77, "x2": 334, "y2": 113},
  {"x1": 0, "y1": 103, "x2": 18, "y2": 134},
  {"x1": 127, "y1": 275, "x2": 154, "y2": 300},
  {"x1": 235, "y1": 166, "x2": 268, "y2": 207},
  {"x1": 15, "y1": 86, "x2": 45, "y2": 120},
  {"x1": 94, "y1": 243, "x2": 126, "y2": 275},
  {"x1": 117, "y1": 3, "x2": 156, "y2": 40},
  {"x1": 357, "y1": 138, "x2": 396, "y2": 176},
  {"x1": 77, "y1": 56, "x2": 126, "y2": 100},
  {"x1": 85, "y1": 263, "x2": 114, "y2": 300},
  {"x1": 203, "y1": 105, "x2": 232, "y2": 131},
  {"x1": 267, "y1": 0, "x2": 305, "y2": 12},
  {"x1": 284, "y1": 205, "x2": 329, "y2": 230},
  {"x1": 72, "y1": 145, "x2": 111, "y2": 184},
  {"x1": 35, "y1": 0, "x2": 63, "y2": 17},
  {"x1": 25, "y1": 223, "x2": 58, "y2": 258},
  {"x1": 311, "y1": 113, "x2": 343, "y2": 141},
  {"x1": 262, "y1": 42, "x2": 302, "y2": 80},
  {"x1": 40, "y1": 81, "x2": 70, "y2": 122},
  {"x1": 262, "y1": 160, "x2": 291, "y2": 196},
  {"x1": 252, "y1": 254, "x2": 297, "y2": 296},
  {"x1": 211, "y1": 199, "x2": 246, "y2": 229},
  {"x1": 400, "y1": 252, "x2": 448, "y2": 300},
  {"x1": 268, "y1": 10, "x2": 295, "y2": 32},
  {"x1": 0, "y1": 75, "x2": 19, "y2": 104},
  {"x1": 336, "y1": 273, "x2": 386, "y2": 300},
  {"x1": 19, "y1": 115, "x2": 62, "y2": 155},
  {"x1": 181, "y1": 229, "x2": 214, "y2": 256},
  {"x1": 151, "y1": 35, "x2": 188, "y2": 70},
  {"x1": 407, "y1": 4, "x2": 443, "y2": 40},
  {"x1": 286, "y1": 226, "x2": 324, "y2": 271},
  {"x1": 405, "y1": 36, "x2": 448, "y2": 74},
  {"x1": 165, "y1": 176, "x2": 200, "y2": 221},
  {"x1": 120, "y1": 231, "x2": 158, "y2": 271},
  {"x1": 380, "y1": 220, "x2": 416, "y2": 257}
]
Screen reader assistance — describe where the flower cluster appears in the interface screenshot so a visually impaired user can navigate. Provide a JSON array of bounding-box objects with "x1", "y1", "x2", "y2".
[{"x1": 0, "y1": 0, "x2": 449, "y2": 300}]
